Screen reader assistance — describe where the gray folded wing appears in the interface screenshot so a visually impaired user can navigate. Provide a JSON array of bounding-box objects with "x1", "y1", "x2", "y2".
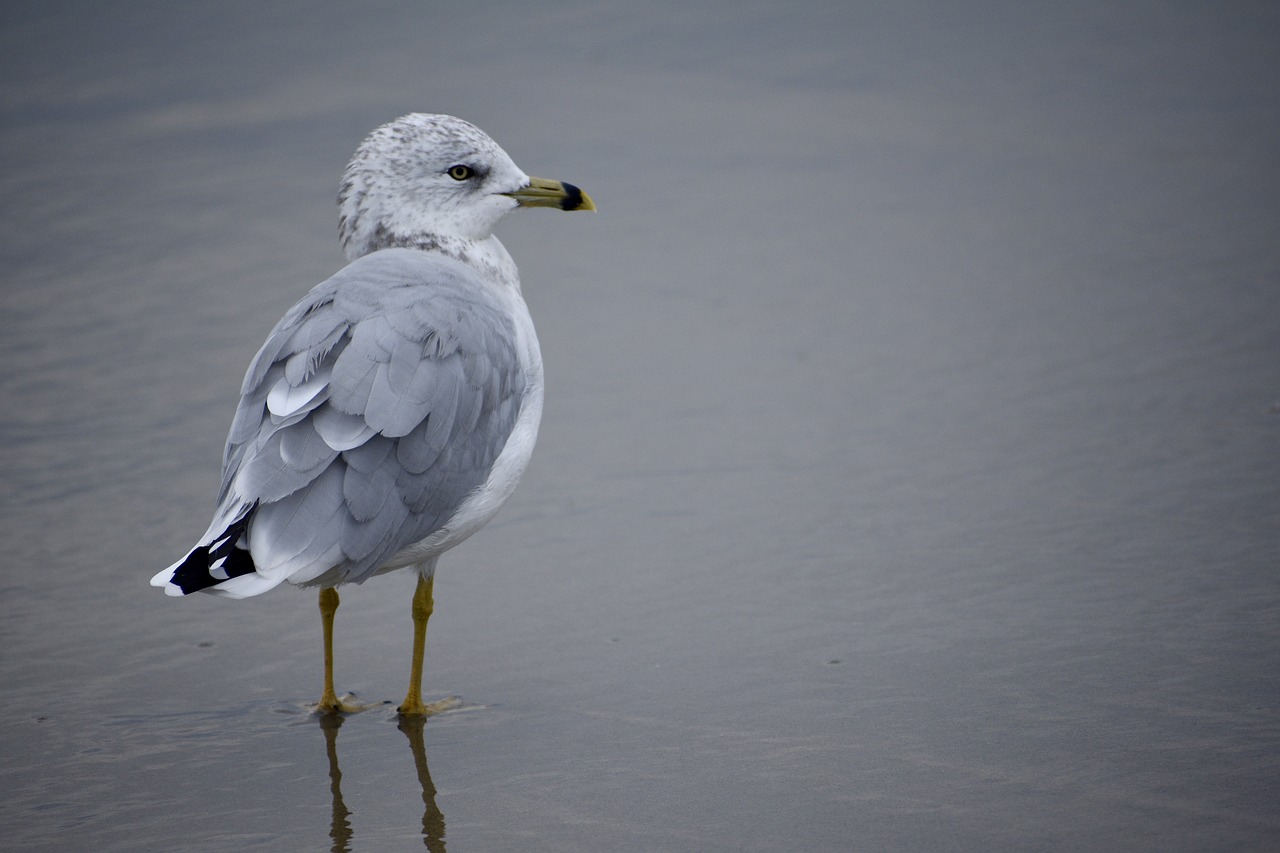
[{"x1": 212, "y1": 249, "x2": 526, "y2": 586}]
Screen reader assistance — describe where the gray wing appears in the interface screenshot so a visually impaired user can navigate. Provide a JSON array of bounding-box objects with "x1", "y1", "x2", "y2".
[{"x1": 214, "y1": 249, "x2": 526, "y2": 586}]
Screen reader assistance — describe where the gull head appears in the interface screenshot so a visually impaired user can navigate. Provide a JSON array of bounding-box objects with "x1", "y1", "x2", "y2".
[{"x1": 338, "y1": 113, "x2": 594, "y2": 261}]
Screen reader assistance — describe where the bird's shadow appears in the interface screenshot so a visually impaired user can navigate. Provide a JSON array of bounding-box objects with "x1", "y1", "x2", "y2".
[{"x1": 318, "y1": 712, "x2": 447, "y2": 852}]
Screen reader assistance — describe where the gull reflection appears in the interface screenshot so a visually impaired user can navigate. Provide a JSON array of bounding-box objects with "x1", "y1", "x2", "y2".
[
  {"x1": 317, "y1": 713, "x2": 447, "y2": 852},
  {"x1": 398, "y1": 714, "x2": 447, "y2": 849},
  {"x1": 318, "y1": 714, "x2": 354, "y2": 853}
]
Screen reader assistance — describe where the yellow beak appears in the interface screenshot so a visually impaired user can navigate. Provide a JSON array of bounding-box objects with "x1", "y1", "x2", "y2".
[{"x1": 504, "y1": 176, "x2": 596, "y2": 211}]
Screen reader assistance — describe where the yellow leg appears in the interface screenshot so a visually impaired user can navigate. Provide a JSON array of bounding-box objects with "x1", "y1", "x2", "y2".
[
  {"x1": 316, "y1": 587, "x2": 370, "y2": 714},
  {"x1": 398, "y1": 574, "x2": 434, "y2": 715}
]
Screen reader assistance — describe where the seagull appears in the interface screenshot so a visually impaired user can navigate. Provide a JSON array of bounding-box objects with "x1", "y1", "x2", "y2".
[{"x1": 151, "y1": 113, "x2": 595, "y2": 715}]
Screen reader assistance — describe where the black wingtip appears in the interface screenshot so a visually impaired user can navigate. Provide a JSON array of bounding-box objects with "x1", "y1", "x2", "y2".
[{"x1": 168, "y1": 507, "x2": 260, "y2": 594}]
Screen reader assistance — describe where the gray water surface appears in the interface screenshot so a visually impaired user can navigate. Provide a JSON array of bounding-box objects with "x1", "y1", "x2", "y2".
[{"x1": 2, "y1": 2, "x2": 1278, "y2": 850}]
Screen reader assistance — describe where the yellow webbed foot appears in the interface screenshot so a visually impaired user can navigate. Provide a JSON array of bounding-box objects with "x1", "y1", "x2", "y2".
[
  {"x1": 397, "y1": 695, "x2": 462, "y2": 717},
  {"x1": 315, "y1": 692, "x2": 384, "y2": 715}
]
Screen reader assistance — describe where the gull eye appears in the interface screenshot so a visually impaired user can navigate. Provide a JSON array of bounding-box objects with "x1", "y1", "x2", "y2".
[{"x1": 447, "y1": 164, "x2": 474, "y2": 181}]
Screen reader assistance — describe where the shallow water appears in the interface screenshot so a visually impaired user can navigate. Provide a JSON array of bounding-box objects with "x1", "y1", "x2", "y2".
[{"x1": 2, "y1": 1, "x2": 1278, "y2": 850}]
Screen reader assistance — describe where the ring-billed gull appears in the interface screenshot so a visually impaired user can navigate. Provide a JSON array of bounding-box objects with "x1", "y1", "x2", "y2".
[{"x1": 151, "y1": 113, "x2": 595, "y2": 715}]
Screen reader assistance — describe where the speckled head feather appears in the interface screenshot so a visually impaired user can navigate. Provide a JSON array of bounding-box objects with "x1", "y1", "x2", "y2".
[{"x1": 338, "y1": 113, "x2": 530, "y2": 261}]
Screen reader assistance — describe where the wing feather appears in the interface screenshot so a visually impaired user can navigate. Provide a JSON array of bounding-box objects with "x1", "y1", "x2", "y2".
[
  {"x1": 313, "y1": 404, "x2": 377, "y2": 451},
  {"x1": 193, "y1": 249, "x2": 528, "y2": 591},
  {"x1": 342, "y1": 436, "x2": 401, "y2": 522}
]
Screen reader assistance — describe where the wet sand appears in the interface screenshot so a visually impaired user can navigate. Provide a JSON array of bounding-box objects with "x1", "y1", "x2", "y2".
[{"x1": 2, "y1": 2, "x2": 1278, "y2": 850}]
